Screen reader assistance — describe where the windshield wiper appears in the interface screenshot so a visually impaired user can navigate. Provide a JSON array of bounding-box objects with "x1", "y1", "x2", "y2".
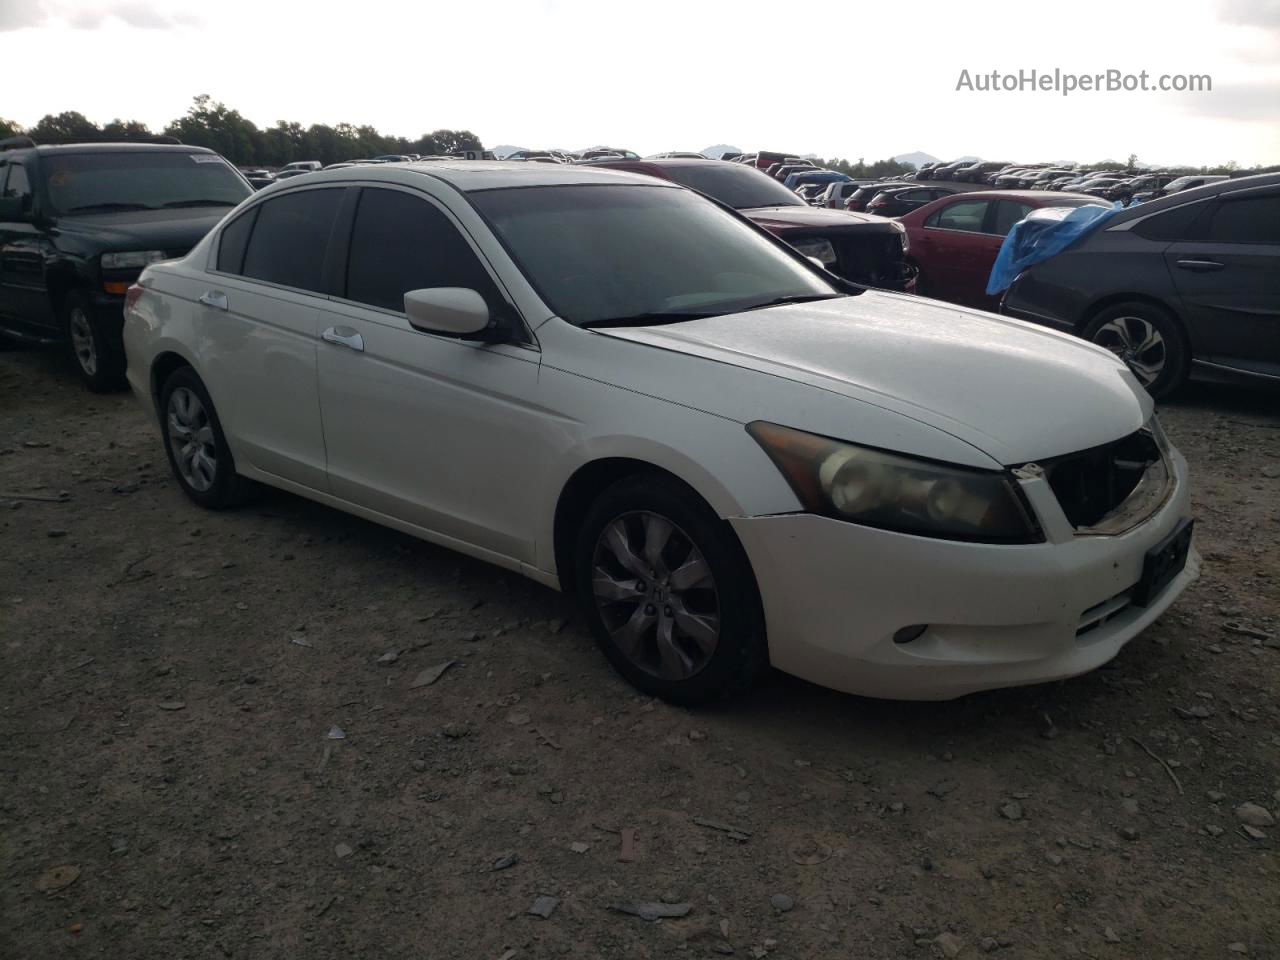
[
  {"x1": 161, "y1": 199, "x2": 237, "y2": 209},
  {"x1": 65, "y1": 202, "x2": 154, "y2": 213},
  {"x1": 581, "y1": 311, "x2": 714, "y2": 329},
  {"x1": 738, "y1": 294, "x2": 842, "y2": 312}
]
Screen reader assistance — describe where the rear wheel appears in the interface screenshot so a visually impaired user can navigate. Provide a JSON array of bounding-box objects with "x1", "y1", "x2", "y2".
[
  {"x1": 159, "y1": 366, "x2": 253, "y2": 509},
  {"x1": 61, "y1": 290, "x2": 126, "y2": 391},
  {"x1": 574, "y1": 474, "x2": 766, "y2": 705},
  {"x1": 1083, "y1": 301, "x2": 1188, "y2": 399}
]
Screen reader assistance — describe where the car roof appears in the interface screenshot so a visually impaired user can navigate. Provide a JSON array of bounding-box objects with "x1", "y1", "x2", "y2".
[
  {"x1": 23, "y1": 143, "x2": 217, "y2": 156},
  {"x1": 1105, "y1": 171, "x2": 1279, "y2": 226},
  {"x1": 294, "y1": 159, "x2": 670, "y2": 192}
]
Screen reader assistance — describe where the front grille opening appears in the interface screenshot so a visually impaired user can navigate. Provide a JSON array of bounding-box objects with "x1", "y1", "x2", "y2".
[
  {"x1": 1076, "y1": 591, "x2": 1133, "y2": 638},
  {"x1": 1045, "y1": 430, "x2": 1160, "y2": 528}
]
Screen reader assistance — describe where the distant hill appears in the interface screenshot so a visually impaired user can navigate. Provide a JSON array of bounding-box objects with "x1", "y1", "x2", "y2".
[
  {"x1": 702, "y1": 144, "x2": 742, "y2": 159},
  {"x1": 894, "y1": 151, "x2": 939, "y2": 167}
]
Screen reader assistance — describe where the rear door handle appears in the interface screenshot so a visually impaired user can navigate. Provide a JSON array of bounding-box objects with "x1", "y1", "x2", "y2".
[
  {"x1": 197, "y1": 290, "x2": 228, "y2": 310},
  {"x1": 1175, "y1": 259, "x2": 1224, "y2": 272},
  {"x1": 321, "y1": 326, "x2": 364, "y2": 352}
]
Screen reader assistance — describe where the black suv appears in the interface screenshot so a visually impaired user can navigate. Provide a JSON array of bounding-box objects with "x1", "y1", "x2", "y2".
[{"x1": 0, "y1": 137, "x2": 252, "y2": 390}]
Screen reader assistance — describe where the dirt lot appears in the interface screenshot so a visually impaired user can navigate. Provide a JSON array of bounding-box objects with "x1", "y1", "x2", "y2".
[{"x1": 1, "y1": 345, "x2": 1277, "y2": 960}]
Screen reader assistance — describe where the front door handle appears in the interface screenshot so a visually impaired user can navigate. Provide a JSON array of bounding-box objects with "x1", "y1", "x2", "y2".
[
  {"x1": 197, "y1": 290, "x2": 228, "y2": 310},
  {"x1": 1175, "y1": 259, "x2": 1224, "y2": 272},
  {"x1": 321, "y1": 326, "x2": 364, "y2": 352}
]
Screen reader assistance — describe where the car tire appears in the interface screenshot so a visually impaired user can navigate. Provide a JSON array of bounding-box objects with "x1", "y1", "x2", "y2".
[
  {"x1": 159, "y1": 366, "x2": 253, "y2": 510},
  {"x1": 574, "y1": 473, "x2": 767, "y2": 705},
  {"x1": 1083, "y1": 301, "x2": 1189, "y2": 400},
  {"x1": 61, "y1": 290, "x2": 127, "y2": 391}
]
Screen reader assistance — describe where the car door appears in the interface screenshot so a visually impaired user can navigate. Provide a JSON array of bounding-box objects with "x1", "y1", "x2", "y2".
[
  {"x1": 1164, "y1": 186, "x2": 1280, "y2": 378},
  {"x1": 314, "y1": 184, "x2": 543, "y2": 564},
  {"x1": 200, "y1": 185, "x2": 343, "y2": 490},
  {"x1": 914, "y1": 197, "x2": 992, "y2": 305},
  {"x1": 0, "y1": 159, "x2": 53, "y2": 331}
]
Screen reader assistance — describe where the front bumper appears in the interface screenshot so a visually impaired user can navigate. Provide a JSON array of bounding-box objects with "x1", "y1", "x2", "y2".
[{"x1": 730, "y1": 450, "x2": 1198, "y2": 700}]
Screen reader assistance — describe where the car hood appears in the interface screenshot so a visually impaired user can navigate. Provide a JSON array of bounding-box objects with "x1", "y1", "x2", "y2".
[
  {"x1": 742, "y1": 205, "x2": 897, "y2": 233},
  {"x1": 596, "y1": 290, "x2": 1151, "y2": 465},
  {"x1": 54, "y1": 208, "x2": 231, "y2": 254}
]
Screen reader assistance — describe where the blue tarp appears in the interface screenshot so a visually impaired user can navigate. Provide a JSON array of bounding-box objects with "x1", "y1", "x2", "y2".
[{"x1": 986, "y1": 202, "x2": 1127, "y2": 295}]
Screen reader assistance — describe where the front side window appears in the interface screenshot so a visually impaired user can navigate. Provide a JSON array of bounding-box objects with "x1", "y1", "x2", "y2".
[
  {"x1": 344, "y1": 188, "x2": 499, "y2": 313},
  {"x1": 41, "y1": 151, "x2": 251, "y2": 215},
  {"x1": 2, "y1": 162, "x2": 32, "y2": 209},
  {"x1": 241, "y1": 188, "x2": 343, "y2": 293},
  {"x1": 930, "y1": 200, "x2": 990, "y2": 232},
  {"x1": 470, "y1": 184, "x2": 837, "y2": 327}
]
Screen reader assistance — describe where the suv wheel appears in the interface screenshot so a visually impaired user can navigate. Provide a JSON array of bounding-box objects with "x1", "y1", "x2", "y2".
[
  {"x1": 159, "y1": 366, "x2": 253, "y2": 509},
  {"x1": 61, "y1": 291, "x2": 126, "y2": 391},
  {"x1": 574, "y1": 473, "x2": 767, "y2": 705},
  {"x1": 1084, "y1": 301, "x2": 1189, "y2": 400}
]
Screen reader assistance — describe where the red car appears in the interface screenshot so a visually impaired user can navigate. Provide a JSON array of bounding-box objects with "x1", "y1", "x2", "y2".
[
  {"x1": 899, "y1": 190, "x2": 1106, "y2": 311},
  {"x1": 584, "y1": 158, "x2": 914, "y2": 290}
]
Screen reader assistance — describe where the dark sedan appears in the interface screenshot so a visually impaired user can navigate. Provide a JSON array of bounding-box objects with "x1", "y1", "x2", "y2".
[
  {"x1": 1001, "y1": 174, "x2": 1280, "y2": 397},
  {"x1": 584, "y1": 158, "x2": 914, "y2": 290},
  {"x1": 864, "y1": 184, "x2": 973, "y2": 217}
]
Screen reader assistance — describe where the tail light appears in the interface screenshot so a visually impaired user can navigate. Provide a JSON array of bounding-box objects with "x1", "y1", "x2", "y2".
[
  {"x1": 124, "y1": 282, "x2": 146, "y2": 313},
  {"x1": 866, "y1": 198, "x2": 886, "y2": 213}
]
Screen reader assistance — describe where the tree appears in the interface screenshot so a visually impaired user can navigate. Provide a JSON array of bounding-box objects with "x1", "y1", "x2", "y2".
[
  {"x1": 0, "y1": 117, "x2": 21, "y2": 139},
  {"x1": 28, "y1": 111, "x2": 100, "y2": 141},
  {"x1": 102, "y1": 118, "x2": 154, "y2": 139},
  {"x1": 163, "y1": 95, "x2": 260, "y2": 164}
]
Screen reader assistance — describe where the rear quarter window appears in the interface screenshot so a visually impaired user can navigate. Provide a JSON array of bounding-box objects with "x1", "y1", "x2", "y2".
[{"x1": 1131, "y1": 201, "x2": 1208, "y2": 242}]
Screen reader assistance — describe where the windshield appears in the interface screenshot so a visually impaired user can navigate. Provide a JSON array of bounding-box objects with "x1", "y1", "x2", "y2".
[
  {"x1": 43, "y1": 151, "x2": 251, "y2": 215},
  {"x1": 470, "y1": 184, "x2": 838, "y2": 328},
  {"x1": 658, "y1": 163, "x2": 804, "y2": 209}
]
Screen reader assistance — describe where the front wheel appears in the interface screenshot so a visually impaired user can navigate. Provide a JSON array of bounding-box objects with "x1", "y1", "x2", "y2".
[
  {"x1": 61, "y1": 291, "x2": 126, "y2": 391},
  {"x1": 574, "y1": 474, "x2": 767, "y2": 705},
  {"x1": 1083, "y1": 301, "x2": 1188, "y2": 400}
]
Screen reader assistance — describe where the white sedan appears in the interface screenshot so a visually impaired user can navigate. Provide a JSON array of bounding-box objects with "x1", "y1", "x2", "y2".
[{"x1": 122, "y1": 162, "x2": 1199, "y2": 703}]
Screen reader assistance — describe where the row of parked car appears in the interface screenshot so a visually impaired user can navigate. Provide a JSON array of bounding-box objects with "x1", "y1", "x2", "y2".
[{"x1": 917, "y1": 160, "x2": 1230, "y2": 205}]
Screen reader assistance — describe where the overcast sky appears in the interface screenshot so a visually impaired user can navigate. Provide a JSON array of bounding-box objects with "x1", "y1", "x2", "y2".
[{"x1": 2, "y1": 0, "x2": 1277, "y2": 166}]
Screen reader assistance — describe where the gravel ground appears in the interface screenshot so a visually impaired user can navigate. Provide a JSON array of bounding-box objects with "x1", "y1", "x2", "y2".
[{"x1": 1, "y1": 345, "x2": 1278, "y2": 960}]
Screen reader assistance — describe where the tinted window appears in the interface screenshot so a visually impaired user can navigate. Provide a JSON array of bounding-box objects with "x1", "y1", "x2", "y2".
[
  {"x1": 242, "y1": 189, "x2": 342, "y2": 292},
  {"x1": 345, "y1": 188, "x2": 498, "y2": 312},
  {"x1": 471, "y1": 184, "x2": 836, "y2": 327},
  {"x1": 216, "y1": 207, "x2": 258, "y2": 275},
  {"x1": 1132, "y1": 201, "x2": 1207, "y2": 241},
  {"x1": 3, "y1": 162, "x2": 32, "y2": 209},
  {"x1": 658, "y1": 163, "x2": 804, "y2": 209},
  {"x1": 41, "y1": 151, "x2": 251, "y2": 215},
  {"x1": 897, "y1": 189, "x2": 932, "y2": 202},
  {"x1": 992, "y1": 201, "x2": 1035, "y2": 236},
  {"x1": 931, "y1": 199, "x2": 989, "y2": 232},
  {"x1": 1204, "y1": 194, "x2": 1280, "y2": 244}
]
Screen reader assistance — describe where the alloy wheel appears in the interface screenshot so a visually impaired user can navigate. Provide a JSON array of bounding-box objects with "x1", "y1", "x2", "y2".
[
  {"x1": 167, "y1": 387, "x2": 218, "y2": 492},
  {"x1": 1093, "y1": 315, "x2": 1166, "y2": 387},
  {"x1": 591, "y1": 510, "x2": 721, "y2": 681},
  {"x1": 68, "y1": 308, "x2": 97, "y2": 377}
]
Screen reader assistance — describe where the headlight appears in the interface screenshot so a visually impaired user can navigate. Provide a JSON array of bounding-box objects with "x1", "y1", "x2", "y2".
[
  {"x1": 747, "y1": 421, "x2": 1041, "y2": 543},
  {"x1": 102, "y1": 250, "x2": 167, "y2": 270},
  {"x1": 792, "y1": 238, "x2": 837, "y2": 266}
]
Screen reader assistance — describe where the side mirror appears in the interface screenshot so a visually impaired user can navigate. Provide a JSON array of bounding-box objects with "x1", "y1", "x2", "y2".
[
  {"x1": 0, "y1": 197, "x2": 28, "y2": 222},
  {"x1": 404, "y1": 287, "x2": 491, "y2": 337}
]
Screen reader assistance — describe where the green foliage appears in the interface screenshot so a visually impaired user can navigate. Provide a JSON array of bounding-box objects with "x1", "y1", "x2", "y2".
[
  {"x1": 102, "y1": 119, "x2": 154, "y2": 139},
  {"x1": 0, "y1": 117, "x2": 22, "y2": 139},
  {"x1": 28, "y1": 111, "x2": 100, "y2": 141}
]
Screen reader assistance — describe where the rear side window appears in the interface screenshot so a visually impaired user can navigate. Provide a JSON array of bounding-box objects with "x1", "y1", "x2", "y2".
[
  {"x1": 1203, "y1": 194, "x2": 1280, "y2": 245},
  {"x1": 242, "y1": 188, "x2": 343, "y2": 292},
  {"x1": 344, "y1": 187, "x2": 498, "y2": 313},
  {"x1": 992, "y1": 201, "x2": 1035, "y2": 236},
  {"x1": 930, "y1": 199, "x2": 989, "y2": 232},
  {"x1": 1132, "y1": 201, "x2": 1206, "y2": 242},
  {"x1": 216, "y1": 207, "x2": 258, "y2": 275}
]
